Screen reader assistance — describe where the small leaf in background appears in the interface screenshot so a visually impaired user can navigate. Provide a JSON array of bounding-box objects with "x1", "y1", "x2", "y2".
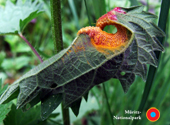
[
  {"x1": 5, "y1": 35, "x2": 31, "y2": 53},
  {"x1": 0, "y1": 0, "x2": 43, "y2": 35},
  {"x1": 4, "y1": 35, "x2": 19, "y2": 52},
  {"x1": 15, "y1": 43, "x2": 31, "y2": 53},
  {"x1": 1, "y1": 56, "x2": 31, "y2": 70},
  {"x1": 0, "y1": 51, "x2": 6, "y2": 67}
]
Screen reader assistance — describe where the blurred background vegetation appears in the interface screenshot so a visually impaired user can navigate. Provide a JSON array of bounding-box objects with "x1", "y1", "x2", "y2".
[{"x1": 0, "y1": 0, "x2": 169, "y2": 125}]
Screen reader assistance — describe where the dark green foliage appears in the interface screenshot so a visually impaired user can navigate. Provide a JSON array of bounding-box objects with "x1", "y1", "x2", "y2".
[{"x1": 3, "y1": 104, "x2": 60, "y2": 125}]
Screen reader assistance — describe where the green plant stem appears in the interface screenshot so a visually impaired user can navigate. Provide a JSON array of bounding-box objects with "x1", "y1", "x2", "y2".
[
  {"x1": 61, "y1": 103, "x2": 70, "y2": 125},
  {"x1": 102, "y1": 84, "x2": 114, "y2": 125},
  {"x1": 50, "y1": 0, "x2": 70, "y2": 124},
  {"x1": 50, "y1": 0, "x2": 63, "y2": 54},
  {"x1": 19, "y1": 33, "x2": 43, "y2": 63},
  {"x1": 131, "y1": 1, "x2": 170, "y2": 125}
]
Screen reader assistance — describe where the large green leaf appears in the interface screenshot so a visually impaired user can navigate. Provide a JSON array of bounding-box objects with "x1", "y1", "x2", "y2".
[
  {"x1": 0, "y1": 0, "x2": 43, "y2": 35},
  {"x1": 0, "y1": 6, "x2": 164, "y2": 119}
]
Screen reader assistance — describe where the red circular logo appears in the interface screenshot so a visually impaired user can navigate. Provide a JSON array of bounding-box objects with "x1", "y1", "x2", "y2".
[{"x1": 146, "y1": 107, "x2": 160, "y2": 122}]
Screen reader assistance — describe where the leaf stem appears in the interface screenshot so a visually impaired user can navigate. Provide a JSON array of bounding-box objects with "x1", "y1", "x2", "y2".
[
  {"x1": 102, "y1": 84, "x2": 114, "y2": 125},
  {"x1": 61, "y1": 103, "x2": 70, "y2": 125},
  {"x1": 19, "y1": 33, "x2": 43, "y2": 63},
  {"x1": 50, "y1": 0, "x2": 63, "y2": 54},
  {"x1": 50, "y1": 0, "x2": 70, "y2": 124}
]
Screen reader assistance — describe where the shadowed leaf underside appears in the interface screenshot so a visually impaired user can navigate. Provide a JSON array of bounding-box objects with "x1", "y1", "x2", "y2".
[{"x1": 0, "y1": 6, "x2": 164, "y2": 120}]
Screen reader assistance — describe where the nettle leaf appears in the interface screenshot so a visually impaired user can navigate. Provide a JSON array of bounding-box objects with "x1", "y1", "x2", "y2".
[
  {"x1": 0, "y1": 0, "x2": 43, "y2": 35},
  {"x1": 0, "y1": 6, "x2": 164, "y2": 119},
  {"x1": 0, "y1": 79, "x2": 12, "y2": 123},
  {"x1": 3, "y1": 104, "x2": 60, "y2": 125},
  {"x1": 4, "y1": 104, "x2": 40, "y2": 125}
]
